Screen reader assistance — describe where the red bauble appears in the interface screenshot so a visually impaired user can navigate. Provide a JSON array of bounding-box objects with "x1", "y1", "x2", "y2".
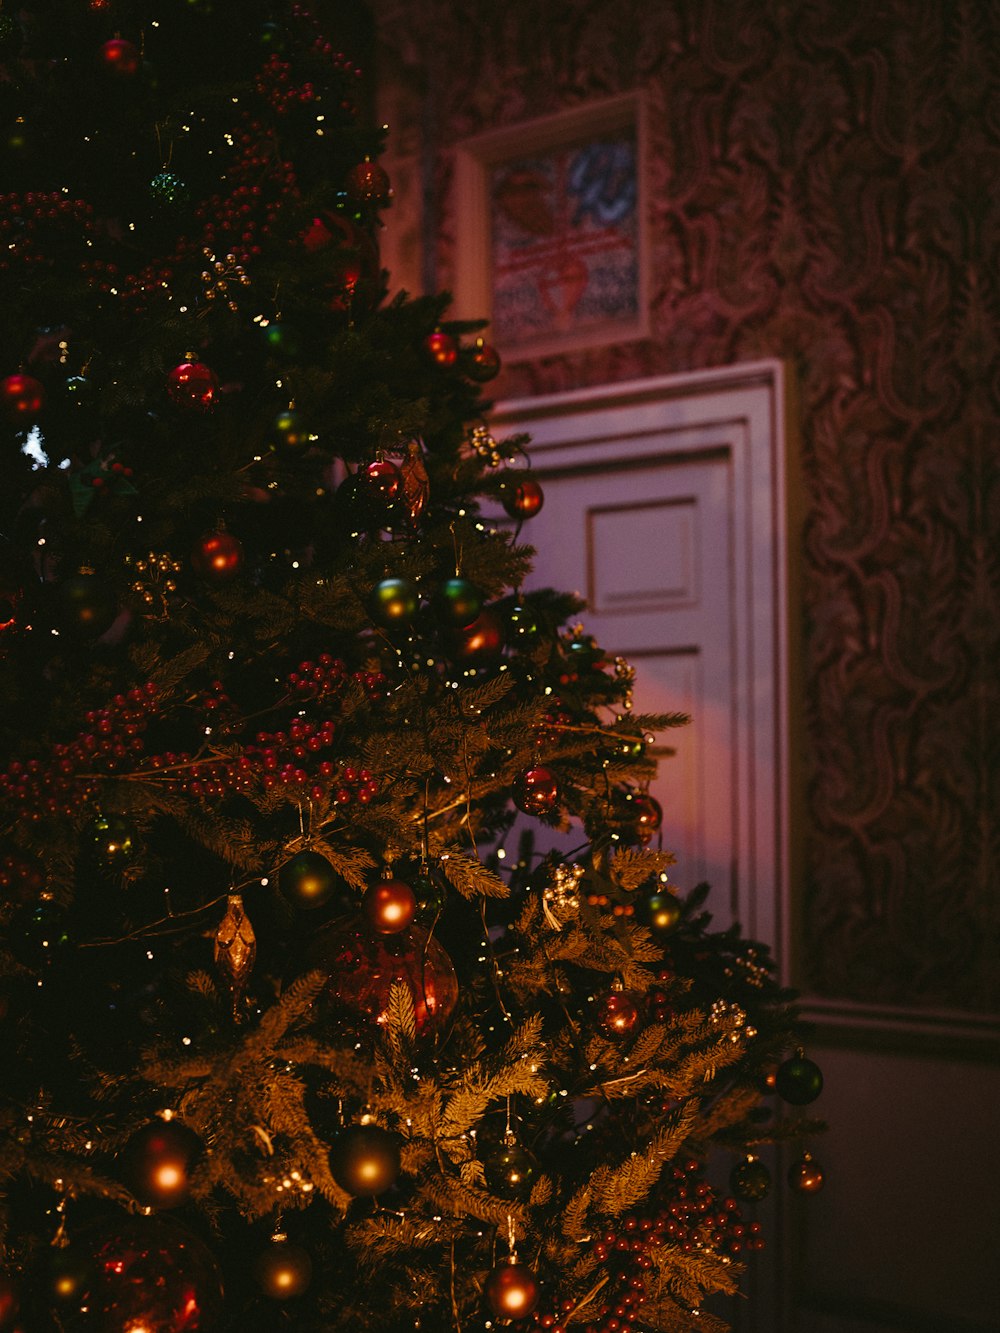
[
  {"x1": 425, "y1": 330, "x2": 457, "y2": 366},
  {"x1": 630, "y1": 792, "x2": 663, "y2": 844},
  {"x1": 82, "y1": 1214, "x2": 224, "y2": 1331},
  {"x1": 191, "y1": 531, "x2": 243, "y2": 583},
  {"x1": 465, "y1": 337, "x2": 501, "y2": 382},
  {"x1": 787, "y1": 1153, "x2": 825, "y2": 1194},
  {"x1": 0, "y1": 373, "x2": 44, "y2": 423},
  {"x1": 166, "y1": 360, "x2": 218, "y2": 411},
  {"x1": 449, "y1": 607, "x2": 504, "y2": 665},
  {"x1": 345, "y1": 157, "x2": 391, "y2": 206},
  {"x1": 0, "y1": 1272, "x2": 19, "y2": 1327},
  {"x1": 512, "y1": 765, "x2": 559, "y2": 816},
  {"x1": 596, "y1": 989, "x2": 642, "y2": 1038},
  {"x1": 499, "y1": 474, "x2": 545, "y2": 519},
  {"x1": 484, "y1": 1260, "x2": 540, "y2": 1320},
  {"x1": 121, "y1": 1118, "x2": 202, "y2": 1209},
  {"x1": 359, "y1": 458, "x2": 402, "y2": 504},
  {"x1": 330, "y1": 1123, "x2": 401, "y2": 1196},
  {"x1": 362, "y1": 878, "x2": 417, "y2": 935},
  {"x1": 305, "y1": 918, "x2": 458, "y2": 1040},
  {"x1": 99, "y1": 37, "x2": 141, "y2": 77}
]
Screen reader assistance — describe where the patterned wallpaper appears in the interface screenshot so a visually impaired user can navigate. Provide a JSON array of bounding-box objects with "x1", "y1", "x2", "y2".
[{"x1": 372, "y1": 0, "x2": 1000, "y2": 1015}]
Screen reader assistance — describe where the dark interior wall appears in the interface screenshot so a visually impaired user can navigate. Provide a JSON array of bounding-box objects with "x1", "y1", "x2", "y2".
[{"x1": 372, "y1": 0, "x2": 1000, "y2": 1017}]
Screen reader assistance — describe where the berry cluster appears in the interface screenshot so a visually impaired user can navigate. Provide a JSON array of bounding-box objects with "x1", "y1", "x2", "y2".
[
  {"x1": 0, "y1": 684, "x2": 160, "y2": 818},
  {"x1": 0, "y1": 193, "x2": 117, "y2": 289},
  {"x1": 255, "y1": 53, "x2": 316, "y2": 112},
  {"x1": 533, "y1": 1161, "x2": 762, "y2": 1333}
]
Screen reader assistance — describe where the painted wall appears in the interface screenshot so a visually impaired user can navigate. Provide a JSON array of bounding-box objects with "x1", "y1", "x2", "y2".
[{"x1": 374, "y1": 0, "x2": 1000, "y2": 1023}]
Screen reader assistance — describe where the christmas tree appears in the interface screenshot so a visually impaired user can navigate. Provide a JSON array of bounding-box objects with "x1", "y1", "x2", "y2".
[{"x1": 0, "y1": 5, "x2": 823, "y2": 1331}]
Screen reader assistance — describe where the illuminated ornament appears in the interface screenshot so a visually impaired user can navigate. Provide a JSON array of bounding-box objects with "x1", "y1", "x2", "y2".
[
  {"x1": 362, "y1": 877, "x2": 417, "y2": 935},
  {"x1": 1, "y1": 372, "x2": 44, "y2": 423},
  {"x1": 254, "y1": 1235, "x2": 313, "y2": 1300},
  {"x1": 269, "y1": 408, "x2": 308, "y2": 455},
  {"x1": 730, "y1": 1156, "x2": 772, "y2": 1202},
  {"x1": 149, "y1": 171, "x2": 189, "y2": 207},
  {"x1": 82, "y1": 1214, "x2": 223, "y2": 1329},
  {"x1": 305, "y1": 918, "x2": 458, "y2": 1040},
  {"x1": 345, "y1": 157, "x2": 391, "y2": 206},
  {"x1": 464, "y1": 336, "x2": 501, "y2": 382},
  {"x1": 484, "y1": 1138, "x2": 537, "y2": 1201},
  {"x1": 788, "y1": 1152, "x2": 825, "y2": 1194},
  {"x1": 448, "y1": 606, "x2": 504, "y2": 665},
  {"x1": 121, "y1": 1118, "x2": 203, "y2": 1208},
  {"x1": 368, "y1": 576, "x2": 419, "y2": 629},
  {"x1": 99, "y1": 37, "x2": 141, "y2": 78},
  {"x1": 424, "y1": 329, "x2": 457, "y2": 366},
  {"x1": 57, "y1": 569, "x2": 118, "y2": 638},
  {"x1": 512, "y1": 765, "x2": 559, "y2": 816},
  {"x1": 498, "y1": 473, "x2": 544, "y2": 519},
  {"x1": 595, "y1": 988, "x2": 642, "y2": 1039},
  {"x1": 775, "y1": 1052, "x2": 824, "y2": 1105},
  {"x1": 359, "y1": 458, "x2": 403, "y2": 507},
  {"x1": 91, "y1": 812, "x2": 137, "y2": 864},
  {"x1": 432, "y1": 576, "x2": 482, "y2": 629},
  {"x1": 278, "y1": 850, "x2": 342, "y2": 911},
  {"x1": 645, "y1": 889, "x2": 681, "y2": 935},
  {"x1": 191, "y1": 530, "x2": 243, "y2": 583},
  {"x1": 630, "y1": 792, "x2": 663, "y2": 844},
  {"x1": 166, "y1": 359, "x2": 218, "y2": 411},
  {"x1": 329, "y1": 1123, "x2": 401, "y2": 1196},
  {"x1": 484, "y1": 1260, "x2": 540, "y2": 1320}
]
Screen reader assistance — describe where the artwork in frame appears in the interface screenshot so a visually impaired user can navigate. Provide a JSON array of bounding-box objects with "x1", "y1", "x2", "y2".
[{"x1": 453, "y1": 93, "x2": 650, "y2": 361}]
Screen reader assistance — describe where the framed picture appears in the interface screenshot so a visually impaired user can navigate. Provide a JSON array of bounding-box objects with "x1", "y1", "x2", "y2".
[{"x1": 453, "y1": 92, "x2": 649, "y2": 360}]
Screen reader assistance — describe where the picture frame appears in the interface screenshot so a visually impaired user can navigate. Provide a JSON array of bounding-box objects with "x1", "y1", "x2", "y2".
[{"x1": 452, "y1": 91, "x2": 650, "y2": 361}]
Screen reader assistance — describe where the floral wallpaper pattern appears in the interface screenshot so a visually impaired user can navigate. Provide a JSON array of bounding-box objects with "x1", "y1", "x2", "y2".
[{"x1": 374, "y1": 0, "x2": 1000, "y2": 1015}]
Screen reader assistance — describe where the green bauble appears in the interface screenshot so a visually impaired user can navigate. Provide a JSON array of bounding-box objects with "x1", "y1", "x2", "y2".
[
  {"x1": 269, "y1": 409, "x2": 308, "y2": 454},
  {"x1": 645, "y1": 890, "x2": 681, "y2": 935},
  {"x1": 260, "y1": 322, "x2": 299, "y2": 357},
  {"x1": 91, "y1": 813, "x2": 137, "y2": 864},
  {"x1": 411, "y1": 864, "x2": 447, "y2": 922},
  {"x1": 368, "y1": 577, "x2": 419, "y2": 629},
  {"x1": 433, "y1": 576, "x2": 482, "y2": 629},
  {"x1": 485, "y1": 1140, "x2": 537, "y2": 1200},
  {"x1": 730, "y1": 1157, "x2": 771, "y2": 1202},
  {"x1": 775, "y1": 1053, "x2": 824, "y2": 1105},
  {"x1": 507, "y1": 603, "x2": 539, "y2": 644},
  {"x1": 278, "y1": 850, "x2": 341, "y2": 910}
]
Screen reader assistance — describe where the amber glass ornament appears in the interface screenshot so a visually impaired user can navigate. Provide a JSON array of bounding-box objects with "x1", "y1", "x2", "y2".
[
  {"x1": 253, "y1": 1237, "x2": 313, "y2": 1299},
  {"x1": 121, "y1": 1118, "x2": 202, "y2": 1208},
  {"x1": 305, "y1": 917, "x2": 458, "y2": 1040},
  {"x1": 329, "y1": 1123, "x2": 401, "y2": 1196},
  {"x1": 345, "y1": 157, "x2": 391, "y2": 206},
  {"x1": 512, "y1": 765, "x2": 559, "y2": 816},
  {"x1": 82, "y1": 1214, "x2": 223, "y2": 1330},
  {"x1": 775, "y1": 1052, "x2": 824, "y2": 1105},
  {"x1": 278, "y1": 849, "x2": 341, "y2": 910},
  {"x1": 484, "y1": 1260, "x2": 540, "y2": 1320},
  {"x1": 99, "y1": 37, "x2": 141, "y2": 77},
  {"x1": 0, "y1": 372, "x2": 44, "y2": 422},
  {"x1": 596, "y1": 989, "x2": 642, "y2": 1038},
  {"x1": 498, "y1": 473, "x2": 544, "y2": 519},
  {"x1": 788, "y1": 1152, "x2": 825, "y2": 1194},
  {"x1": 166, "y1": 360, "x2": 218, "y2": 411},
  {"x1": 362, "y1": 877, "x2": 417, "y2": 935},
  {"x1": 191, "y1": 530, "x2": 243, "y2": 583},
  {"x1": 630, "y1": 792, "x2": 663, "y2": 843},
  {"x1": 424, "y1": 329, "x2": 457, "y2": 366},
  {"x1": 730, "y1": 1156, "x2": 772, "y2": 1202}
]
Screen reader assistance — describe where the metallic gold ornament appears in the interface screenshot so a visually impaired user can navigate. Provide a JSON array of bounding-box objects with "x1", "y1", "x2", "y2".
[
  {"x1": 214, "y1": 893, "x2": 256, "y2": 1017},
  {"x1": 125, "y1": 550, "x2": 182, "y2": 616},
  {"x1": 400, "y1": 438, "x2": 430, "y2": 526}
]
